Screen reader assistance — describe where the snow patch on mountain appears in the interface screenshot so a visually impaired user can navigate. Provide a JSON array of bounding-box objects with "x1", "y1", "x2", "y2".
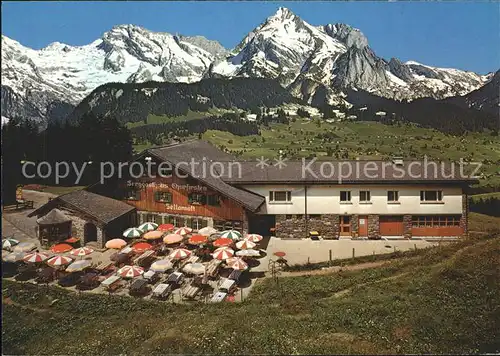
[
  {"x1": 211, "y1": 7, "x2": 490, "y2": 105},
  {"x1": 1, "y1": 7, "x2": 493, "y2": 125},
  {"x1": 1, "y1": 27, "x2": 227, "y2": 122}
]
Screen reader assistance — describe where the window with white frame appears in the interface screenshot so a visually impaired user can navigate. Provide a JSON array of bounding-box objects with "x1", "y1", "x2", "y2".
[
  {"x1": 269, "y1": 191, "x2": 292, "y2": 203},
  {"x1": 359, "y1": 191, "x2": 371, "y2": 203},
  {"x1": 340, "y1": 191, "x2": 351, "y2": 202},
  {"x1": 420, "y1": 190, "x2": 443, "y2": 202},
  {"x1": 387, "y1": 190, "x2": 399, "y2": 202}
]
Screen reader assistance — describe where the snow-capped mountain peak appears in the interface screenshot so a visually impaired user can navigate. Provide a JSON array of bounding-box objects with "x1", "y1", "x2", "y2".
[
  {"x1": 211, "y1": 6, "x2": 347, "y2": 90},
  {"x1": 267, "y1": 6, "x2": 297, "y2": 22},
  {"x1": 211, "y1": 9, "x2": 490, "y2": 105},
  {"x1": 1, "y1": 8, "x2": 493, "y2": 125},
  {"x1": 1, "y1": 28, "x2": 227, "y2": 123}
]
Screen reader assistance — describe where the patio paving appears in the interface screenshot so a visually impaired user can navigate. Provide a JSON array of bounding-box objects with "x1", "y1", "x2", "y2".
[{"x1": 252, "y1": 237, "x2": 439, "y2": 272}]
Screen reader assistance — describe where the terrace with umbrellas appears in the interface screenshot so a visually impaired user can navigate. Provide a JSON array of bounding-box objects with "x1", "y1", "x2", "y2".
[{"x1": 2, "y1": 222, "x2": 269, "y2": 303}]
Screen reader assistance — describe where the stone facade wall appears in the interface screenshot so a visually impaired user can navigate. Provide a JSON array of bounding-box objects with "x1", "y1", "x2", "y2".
[
  {"x1": 275, "y1": 214, "x2": 340, "y2": 239},
  {"x1": 351, "y1": 214, "x2": 359, "y2": 237},
  {"x1": 275, "y1": 214, "x2": 303, "y2": 238},
  {"x1": 96, "y1": 228, "x2": 104, "y2": 248},
  {"x1": 460, "y1": 193, "x2": 468, "y2": 237},
  {"x1": 41, "y1": 207, "x2": 105, "y2": 248},
  {"x1": 403, "y1": 214, "x2": 412, "y2": 239},
  {"x1": 368, "y1": 214, "x2": 380, "y2": 239},
  {"x1": 60, "y1": 208, "x2": 88, "y2": 242}
]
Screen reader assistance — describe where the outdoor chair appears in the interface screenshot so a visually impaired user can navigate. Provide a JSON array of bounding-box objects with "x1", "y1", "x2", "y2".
[
  {"x1": 228, "y1": 269, "x2": 242, "y2": 282},
  {"x1": 58, "y1": 272, "x2": 82, "y2": 287},
  {"x1": 36, "y1": 267, "x2": 56, "y2": 284},
  {"x1": 152, "y1": 283, "x2": 172, "y2": 300},
  {"x1": 15, "y1": 199, "x2": 34, "y2": 210},
  {"x1": 14, "y1": 266, "x2": 38, "y2": 282},
  {"x1": 76, "y1": 273, "x2": 99, "y2": 291},
  {"x1": 276, "y1": 257, "x2": 289, "y2": 268},
  {"x1": 129, "y1": 278, "x2": 150, "y2": 297},
  {"x1": 106, "y1": 281, "x2": 123, "y2": 294},
  {"x1": 2, "y1": 262, "x2": 19, "y2": 278}
]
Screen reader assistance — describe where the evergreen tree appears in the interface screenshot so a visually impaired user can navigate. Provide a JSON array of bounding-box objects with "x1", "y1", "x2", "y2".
[
  {"x1": 2, "y1": 117, "x2": 40, "y2": 204},
  {"x1": 297, "y1": 107, "x2": 310, "y2": 118}
]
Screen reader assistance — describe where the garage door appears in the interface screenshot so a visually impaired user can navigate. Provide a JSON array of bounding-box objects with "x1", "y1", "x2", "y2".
[
  {"x1": 379, "y1": 216, "x2": 404, "y2": 236},
  {"x1": 411, "y1": 215, "x2": 463, "y2": 237}
]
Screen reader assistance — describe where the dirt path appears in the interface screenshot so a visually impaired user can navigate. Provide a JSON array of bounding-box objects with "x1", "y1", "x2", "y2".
[
  {"x1": 3, "y1": 296, "x2": 54, "y2": 314},
  {"x1": 330, "y1": 272, "x2": 410, "y2": 299},
  {"x1": 278, "y1": 260, "x2": 391, "y2": 277}
]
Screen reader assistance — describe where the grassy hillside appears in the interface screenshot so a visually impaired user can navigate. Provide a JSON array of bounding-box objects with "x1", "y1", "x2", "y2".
[
  {"x1": 202, "y1": 119, "x2": 500, "y2": 189},
  {"x1": 469, "y1": 212, "x2": 500, "y2": 233},
  {"x1": 471, "y1": 192, "x2": 500, "y2": 203},
  {"x1": 3, "y1": 234, "x2": 499, "y2": 355}
]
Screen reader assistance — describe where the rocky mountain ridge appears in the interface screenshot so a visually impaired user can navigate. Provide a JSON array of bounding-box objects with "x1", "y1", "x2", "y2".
[{"x1": 1, "y1": 7, "x2": 494, "y2": 124}]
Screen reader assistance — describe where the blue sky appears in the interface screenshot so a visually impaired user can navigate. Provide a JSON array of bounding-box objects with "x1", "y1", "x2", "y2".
[{"x1": 2, "y1": 1, "x2": 499, "y2": 73}]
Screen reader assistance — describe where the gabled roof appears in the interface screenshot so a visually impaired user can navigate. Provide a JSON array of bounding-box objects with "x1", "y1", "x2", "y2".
[
  {"x1": 147, "y1": 140, "x2": 265, "y2": 212},
  {"x1": 36, "y1": 208, "x2": 71, "y2": 225},
  {"x1": 29, "y1": 190, "x2": 136, "y2": 224},
  {"x1": 220, "y1": 160, "x2": 478, "y2": 185}
]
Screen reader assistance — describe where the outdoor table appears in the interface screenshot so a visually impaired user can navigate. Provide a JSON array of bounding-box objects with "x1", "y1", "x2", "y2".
[
  {"x1": 113, "y1": 253, "x2": 130, "y2": 265},
  {"x1": 166, "y1": 271, "x2": 184, "y2": 284},
  {"x1": 130, "y1": 278, "x2": 148, "y2": 291},
  {"x1": 206, "y1": 259, "x2": 222, "y2": 277},
  {"x1": 228, "y1": 269, "x2": 242, "y2": 281},
  {"x1": 102, "y1": 275, "x2": 121, "y2": 287},
  {"x1": 183, "y1": 284, "x2": 201, "y2": 299},
  {"x1": 81, "y1": 272, "x2": 99, "y2": 283},
  {"x1": 95, "y1": 261, "x2": 113, "y2": 272},
  {"x1": 120, "y1": 246, "x2": 133, "y2": 255},
  {"x1": 78, "y1": 272, "x2": 99, "y2": 289},
  {"x1": 210, "y1": 292, "x2": 227, "y2": 303},
  {"x1": 133, "y1": 250, "x2": 155, "y2": 266},
  {"x1": 153, "y1": 283, "x2": 171, "y2": 298},
  {"x1": 36, "y1": 267, "x2": 56, "y2": 283},
  {"x1": 143, "y1": 270, "x2": 159, "y2": 283},
  {"x1": 219, "y1": 278, "x2": 235, "y2": 292},
  {"x1": 180, "y1": 255, "x2": 200, "y2": 268}
]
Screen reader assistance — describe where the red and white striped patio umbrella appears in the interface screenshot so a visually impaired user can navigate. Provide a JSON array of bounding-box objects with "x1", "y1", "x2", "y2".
[
  {"x1": 236, "y1": 240, "x2": 256, "y2": 250},
  {"x1": 117, "y1": 265, "x2": 144, "y2": 278},
  {"x1": 236, "y1": 249, "x2": 260, "y2": 257},
  {"x1": 70, "y1": 247, "x2": 94, "y2": 257},
  {"x1": 23, "y1": 252, "x2": 50, "y2": 263},
  {"x1": 47, "y1": 255, "x2": 73, "y2": 267},
  {"x1": 169, "y1": 248, "x2": 192, "y2": 260},
  {"x1": 174, "y1": 227, "x2": 193, "y2": 236},
  {"x1": 245, "y1": 234, "x2": 263, "y2": 243},
  {"x1": 228, "y1": 257, "x2": 248, "y2": 271},
  {"x1": 212, "y1": 247, "x2": 234, "y2": 260}
]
